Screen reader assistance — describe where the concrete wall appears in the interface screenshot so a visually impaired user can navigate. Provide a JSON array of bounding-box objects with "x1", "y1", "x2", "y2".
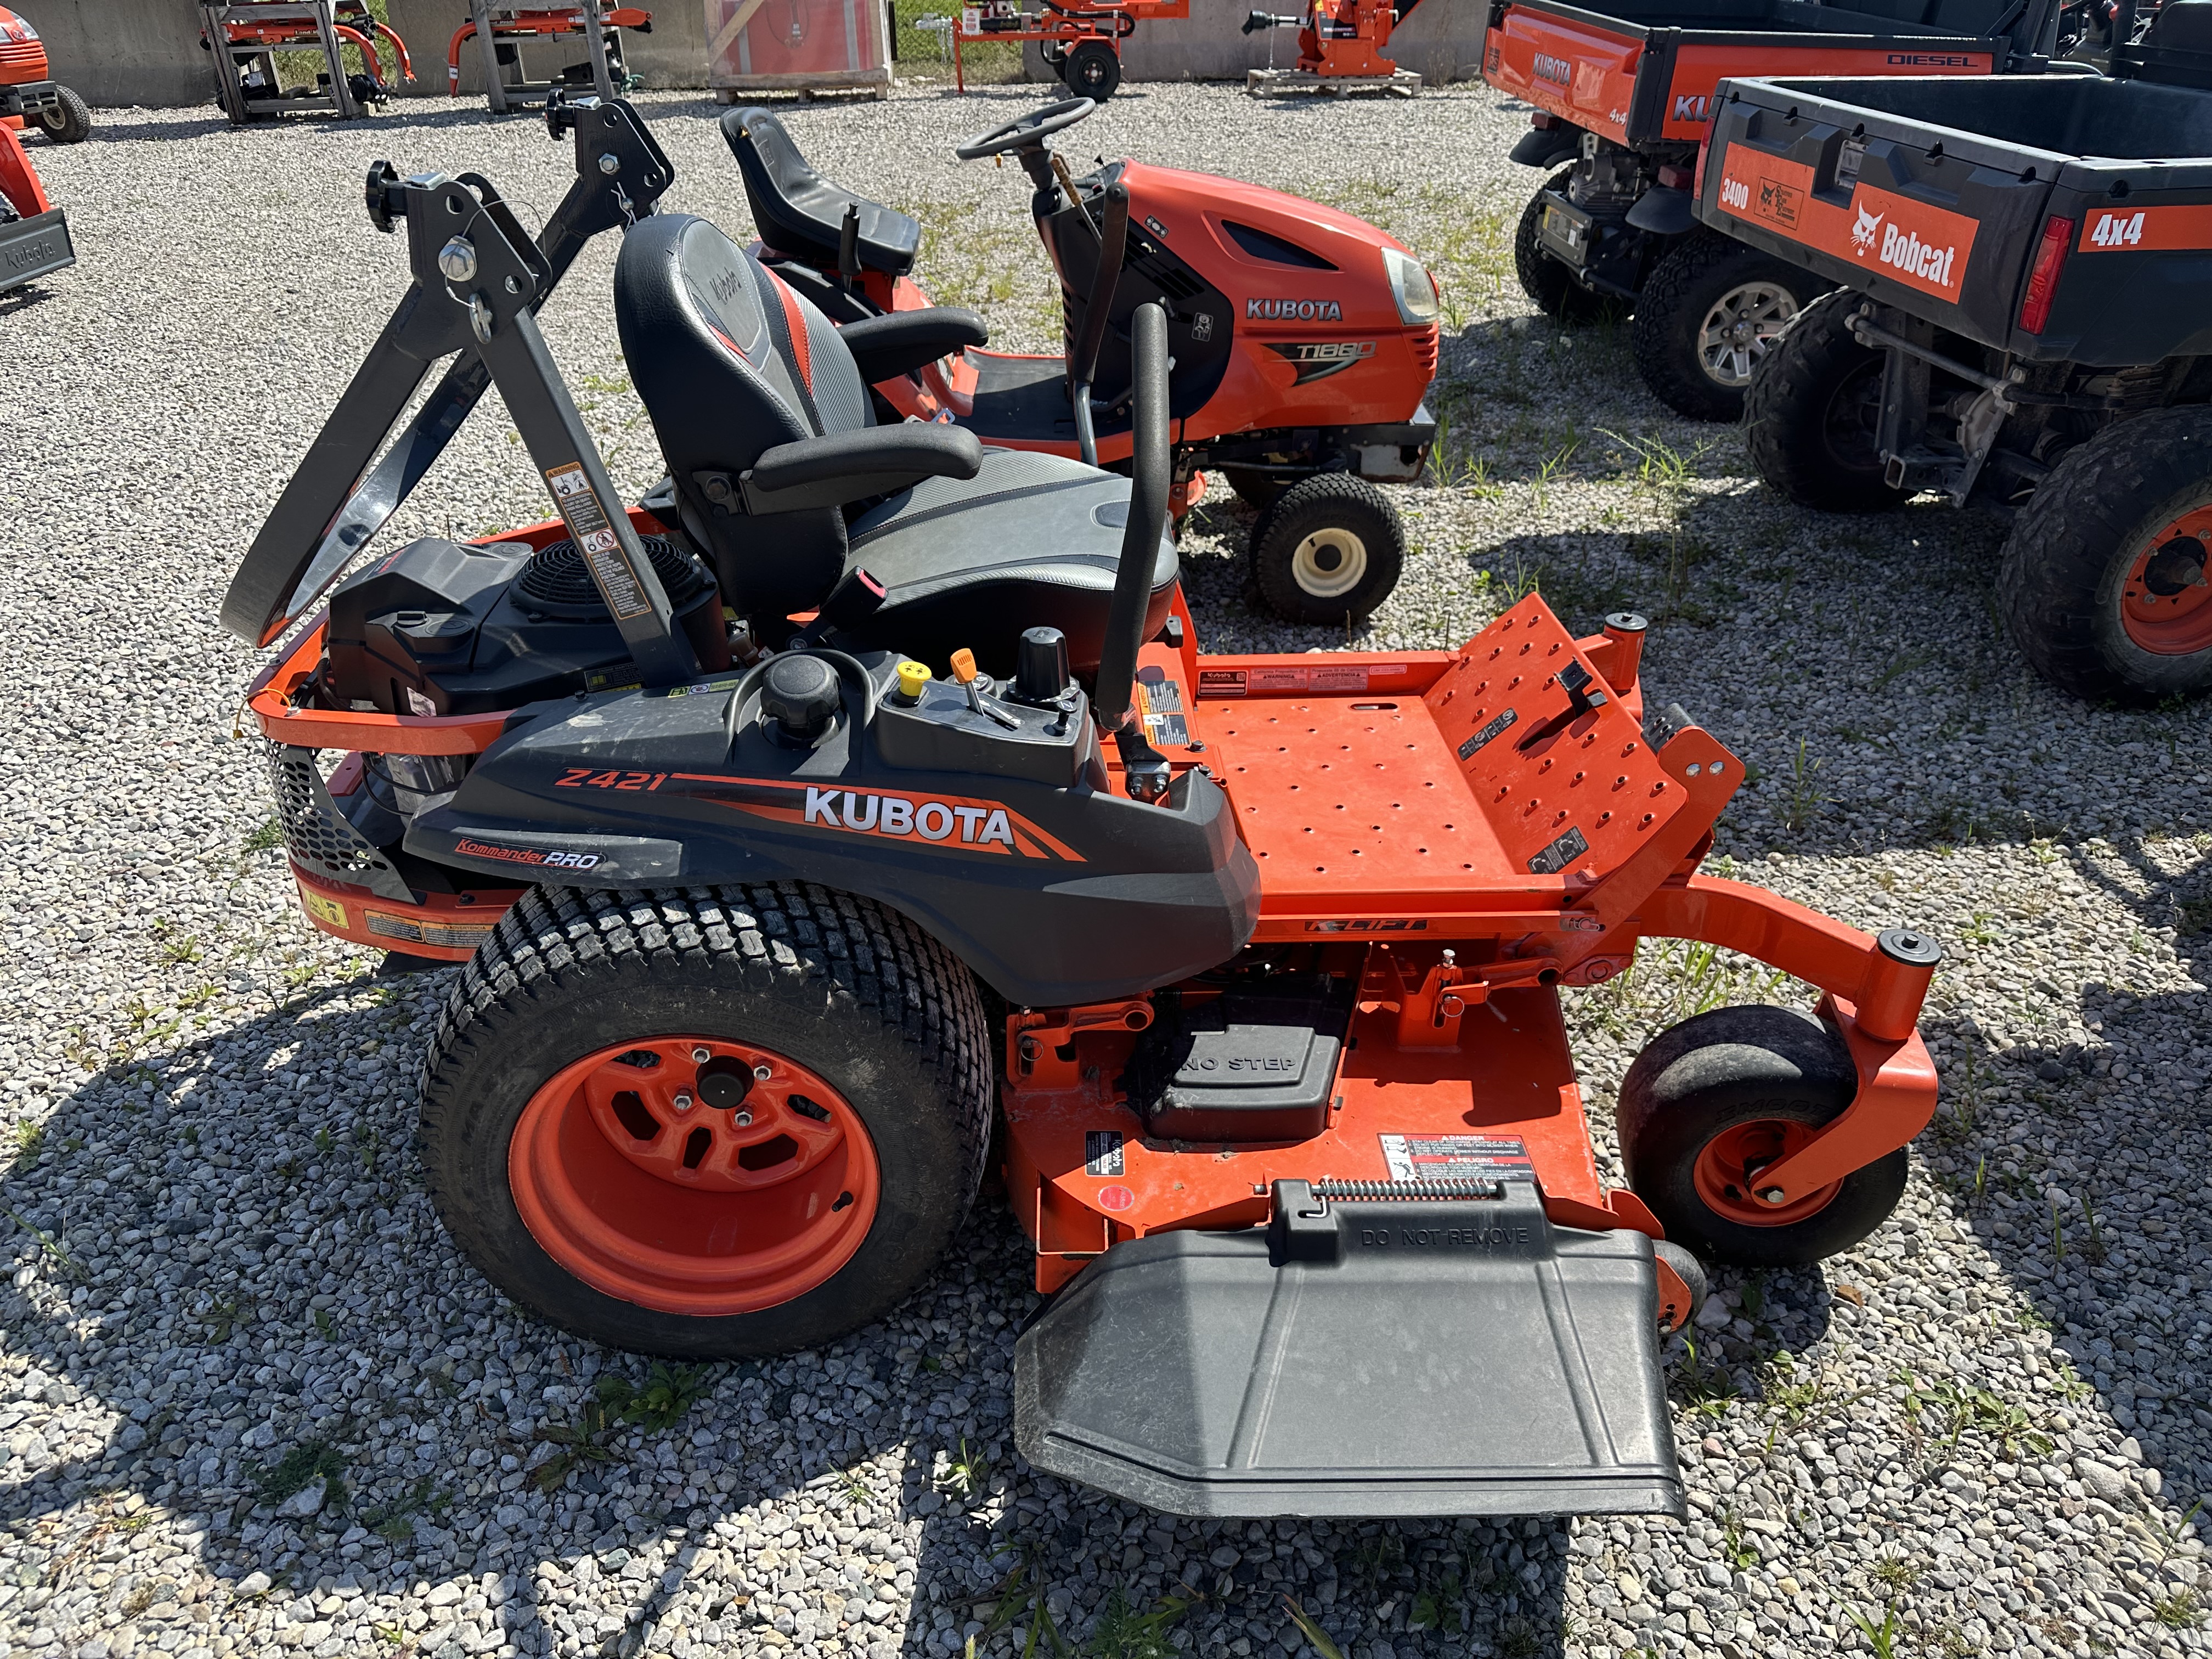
[
  {"x1": 37, "y1": 0, "x2": 1479, "y2": 108},
  {"x1": 1025, "y1": 0, "x2": 1487, "y2": 89}
]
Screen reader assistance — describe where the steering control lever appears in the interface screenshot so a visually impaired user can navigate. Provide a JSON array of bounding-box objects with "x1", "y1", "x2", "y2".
[{"x1": 1092, "y1": 303, "x2": 1173, "y2": 802}]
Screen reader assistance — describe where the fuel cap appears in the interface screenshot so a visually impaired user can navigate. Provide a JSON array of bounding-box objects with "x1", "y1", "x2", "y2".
[{"x1": 760, "y1": 654, "x2": 840, "y2": 744}]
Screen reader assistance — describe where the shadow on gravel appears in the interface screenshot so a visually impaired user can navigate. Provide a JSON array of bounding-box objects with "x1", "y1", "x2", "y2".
[{"x1": 0, "y1": 973, "x2": 1596, "y2": 1657}]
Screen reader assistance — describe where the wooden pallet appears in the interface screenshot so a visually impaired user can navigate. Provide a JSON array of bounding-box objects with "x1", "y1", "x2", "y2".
[{"x1": 1246, "y1": 66, "x2": 1420, "y2": 95}]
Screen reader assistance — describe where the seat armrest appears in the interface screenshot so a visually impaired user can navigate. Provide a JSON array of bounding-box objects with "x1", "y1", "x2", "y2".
[
  {"x1": 839, "y1": 307, "x2": 990, "y2": 383},
  {"x1": 737, "y1": 423, "x2": 984, "y2": 514}
]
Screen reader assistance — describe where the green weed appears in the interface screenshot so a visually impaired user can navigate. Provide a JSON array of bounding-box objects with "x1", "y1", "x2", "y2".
[{"x1": 251, "y1": 1438, "x2": 347, "y2": 1510}]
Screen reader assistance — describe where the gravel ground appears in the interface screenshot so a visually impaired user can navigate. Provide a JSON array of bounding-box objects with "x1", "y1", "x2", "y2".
[{"x1": 1, "y1": 77, "x2": 2208, "y2": 1659}]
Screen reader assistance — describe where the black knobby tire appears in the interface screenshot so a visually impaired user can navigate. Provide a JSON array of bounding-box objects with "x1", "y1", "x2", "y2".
[
  {"x1": 1222, "y1": 467, "x2": 1289, "y2": 512},
  {"x1": 1651, "y1": 1238, "x2": 1708, "y2": 1331},
  {"x1": 1513, "y1": 168, "x2": 1623, "y2": 324},
  {"x1": 36, "y1": 86, "x2": 91, "y2": 145},
  {"x1": 1061, "y1": 41, "x2": 1122, "y2": 100},
  {"x1": 1617, "y1": 1004, "x2": 1906, "y2": 1268},
  {"x1": 1998, "y1": 404, "x2": 2212, "y2": 704},
  {"x1": 1630, "y1": 230, "x2": 1826, "y2": 422},
  {"x1": 1743, "y1": 290, "x2": 1905, "y2": 512},
  {"x1": 420, "y1": 884, "x2": 992, "y2": 1357},
  {"x1": 1249, "y1": 472, "x2": 1404, "y2": 624}
]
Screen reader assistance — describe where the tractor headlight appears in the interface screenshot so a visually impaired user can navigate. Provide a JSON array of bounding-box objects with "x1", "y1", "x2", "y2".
[{"x1": 1383, "y1": 247, "x2": 1438, "y2": 326}]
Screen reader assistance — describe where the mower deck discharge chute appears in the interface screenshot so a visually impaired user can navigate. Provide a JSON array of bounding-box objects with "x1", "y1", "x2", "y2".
[{"x1": 224, "y1": 101, "x2": 1943, "y2": 1520}]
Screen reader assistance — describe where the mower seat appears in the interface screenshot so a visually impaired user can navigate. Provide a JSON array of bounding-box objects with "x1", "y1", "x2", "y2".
[
  {"x1": 721, "y1": 106, "x2": 921, "y2": 280},
  {"x1": 615, "y1": 213, "x2": 1176, "y2": 676}
]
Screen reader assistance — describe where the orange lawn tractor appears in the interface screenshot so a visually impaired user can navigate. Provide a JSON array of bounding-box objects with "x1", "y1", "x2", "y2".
[
  {"x1": 0, "y1": 5, "x2": 88, "y2": 143},
  {"x1": 0, "y1": 116, "x2": 70, "y2": 297}
]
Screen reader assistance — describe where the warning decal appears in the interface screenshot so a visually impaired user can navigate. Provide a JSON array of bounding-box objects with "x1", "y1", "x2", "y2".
[
  {"x1": 544, "y1": 463, "x2": 652, "y2": 621},
  {"x1": 1196, "y1": 664, "x2": 1407, "y2": 697},
  {"x1": 1527, "y1": 824, "x2": 1590, "y2": 876},
  {"x1": 1380, "y1": 1134, "x2": 1536, "y2": 1182},
  {"x1": 1136, "y1": 676, "x2": 1190, "y2": 747},
  {"x1": 1085, "y1": 1130, "x2": 1125, "y2": 1177},
  {"x1": 1458, "y1": 707, "x2": 1517, "y2": 760}
]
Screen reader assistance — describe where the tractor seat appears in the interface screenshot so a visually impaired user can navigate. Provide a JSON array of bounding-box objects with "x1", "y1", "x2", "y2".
[
  {"x1": 615, "y1": 213, "x2": 1176, "y2": 678},
  {"x1": 721, "y1": 106, "x2": 922, "y2": 279}
]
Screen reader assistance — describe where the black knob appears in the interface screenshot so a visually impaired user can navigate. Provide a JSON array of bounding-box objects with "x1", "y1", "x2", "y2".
[
  {"x1": 697, "y1": 1059, "x2": 753, "y2": 1110},
  {"x1": 760, "y1": 653, "x2": 840, "y2": 744},
  {"x1": 1014, "y1": 627, "x2": 1072, "y2": 704}
]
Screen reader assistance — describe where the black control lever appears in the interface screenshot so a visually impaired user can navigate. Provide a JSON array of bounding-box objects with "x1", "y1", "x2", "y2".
[
  {"x1": 1243, "y1": 9, "x2": 1299, "y2": 28},
  {"x1": 838, "y1": 201, "x2": 862, "y2": 293},
  {"x1": 1068, "y1": 180, "x2": 1130, "y2": 469},
  {"x1": 1092, "y1": 303, "x2": 1173, "y2": 803}
]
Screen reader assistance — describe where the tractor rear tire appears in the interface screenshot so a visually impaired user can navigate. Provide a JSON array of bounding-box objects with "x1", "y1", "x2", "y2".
[
  {"x1": 1999, "y1": 405, "x2": 2212, "y2": 704},
  {"x1": 36, "y1": 86, "x2": 91, "y2": 145},
  {"x1": 420, "y1": 884, "x2": 991, "y2": 1357},
  {"x1": 1250, "y1": 472, "x2": 1404, "y2": 624},
  {"x1": 1617, "y1": 1004, "x2": 1905, "y2": 1269},
  {"x1": 1631, "y1": 230, "x2": 1825, "y2": 422},
  {"x1": 1743, "y1": 290, "x2": 1906, "y2": 512},
  {"x1": 1223, "y1": 468, "x2": 1289, "y2": 512},
  {"x1": 1514, "y1": 169, "x2": 1624, "y2": 324},
  {"x1": 1062, "y1": 41, "x2": 1122, "y2": 100}
]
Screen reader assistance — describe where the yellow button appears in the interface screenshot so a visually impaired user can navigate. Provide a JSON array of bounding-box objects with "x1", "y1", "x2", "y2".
[
  {"x1": 896, "y1": 660, "x2": 932, "y2": 699},
  {"x1": 950, "y1": 648, "x2": 980, "y2": 685}
]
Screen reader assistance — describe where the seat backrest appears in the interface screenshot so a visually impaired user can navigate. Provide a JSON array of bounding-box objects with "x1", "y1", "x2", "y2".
[
  {"x1": 615, "y1": 212, "x2": 875, "y2": 624},
  {"x1": 721, "y1": 105, "x2": 923, "y2": 276}
]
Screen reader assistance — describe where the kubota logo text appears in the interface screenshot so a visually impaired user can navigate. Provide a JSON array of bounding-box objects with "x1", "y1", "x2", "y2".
[
  {"x1": 667, "y1": 773, "x2": 1088, "y2": 862},
  {"x1": 804, "y1": 787, "x2": 1014, "y2": 847},
  {"x1": 1672, "y1": 93, "x2": 1709, "y2": 122},
  {"x1": 1247, "y1": 298, "x2": 1344, "y2": 321},
  {"x1": 1531, "y1": 52, "x2": 1572, "y2": 84}
]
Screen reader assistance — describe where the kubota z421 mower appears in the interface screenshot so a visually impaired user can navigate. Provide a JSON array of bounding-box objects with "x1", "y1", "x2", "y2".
[
  {"x1": 222, "y1": 98, "x2": 1943, "y2": 1518},
  {"x1": 725, "y1": 97, "x2": 1441, "y2": 627}
]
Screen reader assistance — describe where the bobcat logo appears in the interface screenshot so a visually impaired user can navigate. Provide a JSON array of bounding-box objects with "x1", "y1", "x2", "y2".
[{"x1": 1852, "y1": 205, "x2": 1884, "y2": 253}]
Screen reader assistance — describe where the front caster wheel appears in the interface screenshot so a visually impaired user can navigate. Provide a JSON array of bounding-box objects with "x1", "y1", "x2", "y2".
[
  {"x1": 1249, "y1": 472, "x2": 1404, "y2": 625},
  {"x1": 420, "y1": 885, "x2": 990, "y2": 1357},
  {"x1": 1617, "y1": 1004, "x2": 1905, "y2": 1269}
]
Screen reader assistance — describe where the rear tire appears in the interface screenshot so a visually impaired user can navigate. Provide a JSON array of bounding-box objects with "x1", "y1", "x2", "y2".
[
  {"x1": 1617, "y1": 1004, "x2": 1905, "y2": 1269},
  {"x1": 1250, "y1": 472, "x2": 1403, "y2": 624},
  {"x1": 420, "y1": 884, "x2": 991, "y2": 1357},
  {"x1": 1514, "y1": 168, "x2": 1623, "y2": 324},
  {"x1": 1743, "y1": 290, "x2": 1906, "y2": 512},
  {"x1": 36, "y1": 86, "x2": 91, "y2": 145},
  {"x1": 1061, "y1": 41, "x2": 1122, "y2": 100},
  {"x1": 1999, "y1": 405, "x2": 2212, "y2": 704},
  {"x1": 1631, "y1": 230, "x2": 1823, "y2": 422}
]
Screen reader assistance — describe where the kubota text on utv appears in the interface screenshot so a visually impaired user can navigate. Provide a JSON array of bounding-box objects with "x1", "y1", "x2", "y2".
[
  {"x1": 223, "y1": 97, "x2": 1944, "y2": 1519},
  {"x1": 725, "y1": 96, "x2": 1441, "y2": 627}
]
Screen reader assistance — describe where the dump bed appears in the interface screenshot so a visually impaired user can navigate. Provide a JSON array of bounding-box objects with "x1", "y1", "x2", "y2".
[
  {"x1": 1695, "y1": 70, "x2": 2212, "y2": 362},
  {"x1": 1480, "y1": 0, "x2": 2052, "y2": 149}
]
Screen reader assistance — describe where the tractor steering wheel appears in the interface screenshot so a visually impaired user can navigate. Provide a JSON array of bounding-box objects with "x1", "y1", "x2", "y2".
[{"x1": 953, "y1": 97, "x2": 1096, "y2": 161}]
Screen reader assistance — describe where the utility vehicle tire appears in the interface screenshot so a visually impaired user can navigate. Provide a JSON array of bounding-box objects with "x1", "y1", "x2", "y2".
[
  {"x1": 1631, "y1": 230, "x2": 1824, "y2": 422},
  {"x1": 420, "y1": 884, "x2": 991, "y2": 1357},
  {"x1": 1617, "y1": 1004, "x2": 1905, "y2": 1269},
  {"x1": 1743, "y1": 290, "x2": 1905, "y2": 512},
  {"x1": 1514, "y1": 170, "x2": 1623, "y2": 324},
  {"x1": 1999, "y1": 405, "x2": 2212, "y2": 704},
  {"x1": 1060, "y1": 41, "x2": 1122, "y2": 100},
  {"x1": 1223, "y1": 468, "x2": 1289, "y2": 512},
  {"x1": 1250, "y1": 472, "x2": 1403, "y2": 624},
  {"x1": 35, "y1": 86, "x2": 91, "y2": 144}
]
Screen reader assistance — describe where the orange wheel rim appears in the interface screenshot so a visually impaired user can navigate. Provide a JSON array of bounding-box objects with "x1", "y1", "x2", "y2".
[
  {"x1": 1690, "y1": 1119, "x2": 1842, "y2": 1228},
  {"x1": 509, "y1": 1036, "x2": 880, "y2": 1316},
  {"x1": 2120, "y1": 506, "x2": 2212, "y2": 657}
]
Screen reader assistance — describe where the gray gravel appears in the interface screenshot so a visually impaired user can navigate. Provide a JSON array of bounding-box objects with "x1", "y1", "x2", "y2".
[{"x1": 2, "y1": 77, "x2": 2209, "y2": 1659}]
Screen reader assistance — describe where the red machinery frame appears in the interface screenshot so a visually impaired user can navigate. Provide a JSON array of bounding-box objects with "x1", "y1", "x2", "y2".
[
  {"x1": 252, "y1": 567, "x2": 1940, "y2": 1318},
  {"x1": 201, "y1": 0, "x2": 414, "y2": 111},
  {"x1": 447, "y1": 4, "x2": 651, "y2": 100},
  {"x1": 949, "y1": 0, "x2": 1188, "y2": 94}
]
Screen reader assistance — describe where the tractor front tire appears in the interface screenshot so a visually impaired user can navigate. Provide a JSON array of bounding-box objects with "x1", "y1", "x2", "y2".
[
  {"x1": 36, "y1": 86, "x2": 91, "y2": 144},
  {"x1": 1617, "y1": 1004, "x2": 1905, "y2": 1269},
  {"x1": 1999, "y1": 405, "x2": 2212, "y2": 704},
  {"x1": 1061, "y1": 41, "x2": 1122, "y2": 100},
  {"x1": 1631, "y1": 230, "x2": 1824, "y2": 422},
  {"x1": 1743, "y1": 290, "x2": 1906, "y2": 512},
  {"x1": 1514, "y1": 169, "x2": 1622, "y2": 324},
  {"x1": 1250, "y1": 472, "x2": 1404, "y2": 624},
  {"x1": 420, "y1": 885, "x2": 991, "y2": 1357}
]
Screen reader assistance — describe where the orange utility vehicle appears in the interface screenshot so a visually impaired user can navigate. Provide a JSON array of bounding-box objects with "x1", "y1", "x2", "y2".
[
  {"x1": 222, "y1": 99, "x2": 1943, "y2": 1518},
  {"x1": 0, "y1": 116, "x2": 69, "y2": 295},
  {"x1": 0, "y1": 6, "x2": 88, "y2": 143},
  {"x1": 1484, "y1": 0, "x2": 2061, "y2": 417}
]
